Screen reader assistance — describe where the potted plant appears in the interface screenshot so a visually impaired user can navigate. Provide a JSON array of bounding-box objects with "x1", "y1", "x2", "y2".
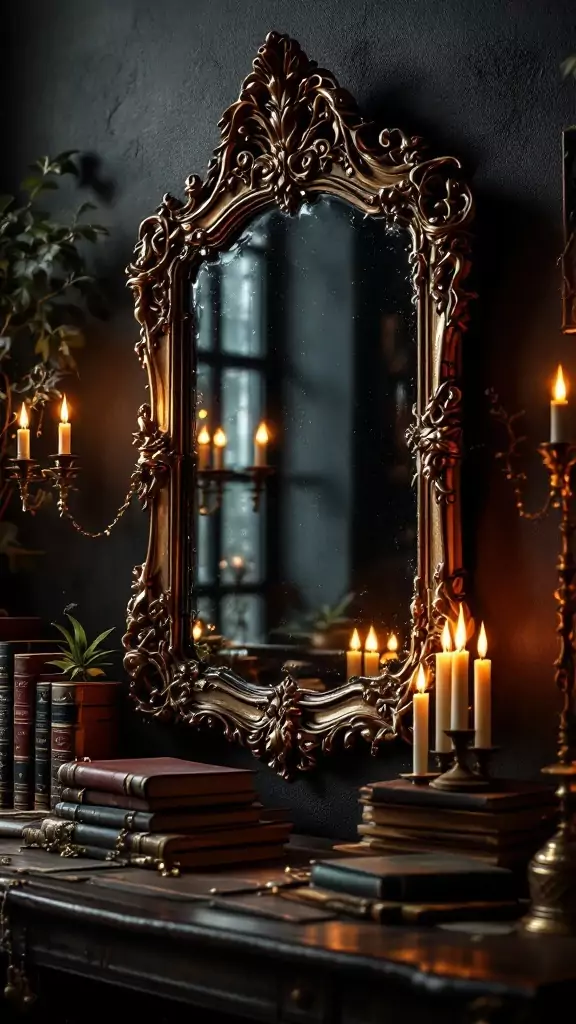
[
  {"x1": 0, "y1": 152, "x2": 109, "y2": 612},
  {"x1": 47, "y1": 609, "x2": 116, "y2": 680}
]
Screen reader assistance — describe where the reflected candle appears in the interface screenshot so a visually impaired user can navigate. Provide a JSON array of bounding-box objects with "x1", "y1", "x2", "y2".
[
  {"x1": 197, "y1": 425, "x2": 211, "y2": 470},
  {"x1": 364, "y1": 626, "x2": 380, "y2": 677},
  {"x1": 346, "y1": 628, "x2": 362, "y2": 680},
  {"x1": 213, "y1": 427, "x2": 227, "y2": 471},
  {"x1": 254, "y1": 421, "x2": 269, "y2": 467}
]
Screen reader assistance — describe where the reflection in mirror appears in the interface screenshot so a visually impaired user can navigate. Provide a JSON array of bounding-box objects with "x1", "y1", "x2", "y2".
[{"x1": 190, "y1": 197, "x2": 416, "y2": 691}]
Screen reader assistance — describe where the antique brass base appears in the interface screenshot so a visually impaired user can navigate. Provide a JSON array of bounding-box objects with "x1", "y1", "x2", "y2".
[
  {"x1": 522, "y1": 763, "x2": 576, "y2": 936},
  {"x1": 430, "y1": 730, "x2": 490, "y2": 792}
]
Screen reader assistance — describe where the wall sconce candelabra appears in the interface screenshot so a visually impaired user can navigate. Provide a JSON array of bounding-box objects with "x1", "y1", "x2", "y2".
[
  {"x1": 196, "y1": 419, "x2": 273, "y2": 516},
  {"x1": 7, "y1": 399, "x2": 170, "y2": 539},
  {"x1": 490, "y1": 365, "x2": 576, "y2": 935}
]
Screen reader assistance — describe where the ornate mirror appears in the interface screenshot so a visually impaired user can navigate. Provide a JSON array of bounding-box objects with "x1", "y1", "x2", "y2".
[{"x1": 124, "y1": 32, "x2": 473, "y2": 778}]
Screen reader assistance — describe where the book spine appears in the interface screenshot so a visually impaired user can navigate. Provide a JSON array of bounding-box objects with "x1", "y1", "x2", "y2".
[
  {"x1": 0, "y1": 644, "x2": 14, "y2": 809},
  {"x1": 53, "y1": 801, "x2": 152, "y2": 832},
  {"x1": 34, "y1": 681, "x2": 52, "y2": 811},
  {"x1": 57, "y1": 761, "x2": 142, "y2": 797},
  {"x1": 39, "y1": 817, "x2": 166, "y2": 858},
  {"x1": 13, "y1": 669, "x2": 36, "y2": 810},
  {"x1": 50, "y1": 682, "x2": 78, "y2": 808}
]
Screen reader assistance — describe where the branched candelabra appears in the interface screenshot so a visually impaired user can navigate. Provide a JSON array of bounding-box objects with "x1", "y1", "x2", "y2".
[
  {"x1": 490, "y1": 391, "x2": 576, "y2": 935},
  {"x1": 198, "y1": 466, "x2": 274, "y2": 516},
  {"x1": 6, "y1": 403, "x2": 170, "y2": 539}
]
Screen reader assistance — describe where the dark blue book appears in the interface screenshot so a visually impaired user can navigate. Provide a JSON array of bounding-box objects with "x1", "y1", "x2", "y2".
[{"x1": 0, "y1": 643, "x2": 14, "y2": 808}]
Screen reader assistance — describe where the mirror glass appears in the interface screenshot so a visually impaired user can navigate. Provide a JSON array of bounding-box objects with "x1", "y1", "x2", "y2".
[{"x1": 189, "y1": 197, "x2": 416, "y2": 688}]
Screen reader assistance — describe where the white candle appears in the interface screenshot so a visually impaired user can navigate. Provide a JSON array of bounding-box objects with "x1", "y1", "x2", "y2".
[
  {"x1": 364, "y1": 626, "x2": 380, "y2": 677},
  {"x1": 346, "y1": 628, "x2": 362, "y2": 680},
  {"x1": 474, "y1": 621, "x2": 492, "y2": 748},
  {"x1": 17, "y1": 404, "x2": 30, "y2": 460},
  {"x1": 435, "y1": 619, "x2": 453, "y2": 752},
  {"x1": 254, "y1": 421, "x2": 269, "y2": 467},
  {"x1": 551, "y1": 364, "x2": 571, "y2": 443},
  {"x1": 451, "y1": 604, "x2": 469, "y2": 730},
  {"x1": 58, "y1": 395, "x2": 71, "y2": 455},
  {"x1": 197, "y1": 425, "x2": 211, "y2": 470},
  {"x1": 213, "y1": 427, "x2": 226, "y2": 471},
  {"x1": 413, "y1": 664, "x2": 429, "y2": 775}
]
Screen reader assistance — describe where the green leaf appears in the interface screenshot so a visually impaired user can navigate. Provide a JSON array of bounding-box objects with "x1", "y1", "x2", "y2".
[
  {"x1": 51, "y1": 621, "x2": 80, "y2": 661},
  {"x1": 45, "y1": 658, "x2": 74, "y2": 672},
  {"x1": 34, "y1": 335, "x2": 51, "y2": 363},
  {"x1": 84, "y1": 650, "x2": 115, "y2": 666},
  {"x1": 66, "y1": 613, "x2": 88, "y2": 655},
  {"x1": 83, "y1": 627, "x2": 116, "y2": 660}
]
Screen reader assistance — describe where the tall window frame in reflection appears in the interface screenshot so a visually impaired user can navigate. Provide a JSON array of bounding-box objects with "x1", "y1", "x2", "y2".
[{"x1": 193, "y1": 224, "x2": 269, "y2": 641}]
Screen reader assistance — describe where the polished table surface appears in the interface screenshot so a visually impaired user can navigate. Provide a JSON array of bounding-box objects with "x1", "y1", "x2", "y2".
[{"x1": 1, "y1": 839, "x2": 576, "y2": 1023}]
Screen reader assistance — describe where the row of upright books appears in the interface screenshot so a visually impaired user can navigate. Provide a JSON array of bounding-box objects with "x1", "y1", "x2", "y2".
[
  {"x1": 28, "y1": 757, "x2": 292, "y2": 870},
  {"x1": 0, "y1": 645, "x2": 118, "y2": 811}
]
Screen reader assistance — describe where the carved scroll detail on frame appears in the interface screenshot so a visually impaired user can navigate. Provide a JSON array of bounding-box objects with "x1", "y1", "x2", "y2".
[{"x1": 123, "y1": 31, "x2": 474, "y2": 778}]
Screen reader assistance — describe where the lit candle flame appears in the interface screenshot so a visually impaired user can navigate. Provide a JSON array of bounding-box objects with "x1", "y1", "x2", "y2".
[
  {"x1": 255, "y1": 421, "x2": 269, "y2": 445},
  {"x1": 387, "y1": 633, "x2": 398, "y2": 653},
  {"x1": 198, "y1": 408, "x2": 208, "y2": 420},
  {"x1": 349, "y1": 628, "x2": 361, "y2": 652},
  {"x1": 192, "y1": 620, "x2": 203, "y2": 642},
  {"x1": 197, "y1": 425, "x2": 211, "y2": 446},
  {"x1": 441, "y1": 619, "x2": 453, "y2": 653},
  {"x1": 19, "y1": 403, "x2": 28, "y2": 429},
  {"x1": 478, "y1": 621, "x2": 488, "y2": 660},
  {"x1": 416, "y1": 664, "x2": 427, "y2": 693},
  {"x1": 455, "y1": 604, "x2": 467, "y2": 652},
  {"x1": 231, "y1": 555, "x2": 245, "y2": 569},
  {"x1": 213, "y1": 427, "x2": 227, "y2": 448},
  {"x1": 365, "y1": 625, "x2": 379, "y2": 652},
  {"x1": 60, "y1": 395, "x2": 69, "y2": 424},
  {"x1": 553, "y1": 364, "x2": 568, "y2": 403}
]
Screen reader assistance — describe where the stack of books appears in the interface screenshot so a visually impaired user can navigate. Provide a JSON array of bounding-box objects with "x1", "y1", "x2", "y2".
[
  {"x1": 36, "y1": 757, "x2": 292, "y2": 870},
  {"x1": 354, "y1": 779, "x2": 557, "y2": 869},
  {"x1": 0, "y1": 644, "x2": 119, "y2": 812}
]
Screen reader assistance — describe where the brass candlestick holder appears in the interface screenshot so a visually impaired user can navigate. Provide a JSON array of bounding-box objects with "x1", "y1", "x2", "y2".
[
  {"x1": 430, "y1": 729, "x2": 490, "y2": 791},
  {"x1": 8, "y1": 453, "x2": 80, "y2": 515},
  {"x1": 197, "y1": 465, "x2": 274, "y2": 515},
  {"x1": 520, "y1": 441, "x2": 576, "y2": 935}
]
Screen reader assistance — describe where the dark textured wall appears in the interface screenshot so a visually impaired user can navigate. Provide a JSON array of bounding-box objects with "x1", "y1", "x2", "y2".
[{"x1": 2, "y1": 0, "x2": 576, "y2": 837}]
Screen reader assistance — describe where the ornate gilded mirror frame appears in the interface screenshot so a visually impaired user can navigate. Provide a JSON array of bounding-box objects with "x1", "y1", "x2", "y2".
[{"x1": 123, "y1": 31, "x2": 474, "y2": 778}]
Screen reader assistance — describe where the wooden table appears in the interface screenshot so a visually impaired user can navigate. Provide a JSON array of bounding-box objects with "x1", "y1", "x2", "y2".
[{"x1": 0, "y1": 839, "x2": 575, "y2": 1024}]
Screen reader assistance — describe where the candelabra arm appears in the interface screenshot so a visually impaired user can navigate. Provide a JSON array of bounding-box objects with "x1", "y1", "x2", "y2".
[{"x1": 487, "y1": 389, "x2": 554, "y2": 521}]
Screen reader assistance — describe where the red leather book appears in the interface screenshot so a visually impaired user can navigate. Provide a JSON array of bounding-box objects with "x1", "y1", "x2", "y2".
[
  {"x1": 50, "y1": 681, "x2": 120, "y2": 807},
  {"x1": 57, "y1": 757, "x2": 254, "y2": 800},
  {"x1": 13, "y1": 652, "x2": 55, "y2": 810}
]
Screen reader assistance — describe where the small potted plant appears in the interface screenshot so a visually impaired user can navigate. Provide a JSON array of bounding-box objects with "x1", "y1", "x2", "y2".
[{"x1": 47, "y1": 609, "x2": 116, "y2": 680}]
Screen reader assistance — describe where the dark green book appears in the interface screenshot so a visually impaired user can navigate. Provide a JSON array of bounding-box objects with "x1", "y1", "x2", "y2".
[
  {"x1": 0, "y1": 643, "x2": 14, "y2": 808},
  {"x1": 34, "y1": 679, "x2": 52, "y2": 811},
  {"x1": 311, "y1": 854, "x2": 514, "y2": 903}
]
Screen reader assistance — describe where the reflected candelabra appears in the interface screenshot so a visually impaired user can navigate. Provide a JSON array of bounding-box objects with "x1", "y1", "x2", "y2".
[{"x1": 196, "y1": 420, "x2": 273, "y2": 516}]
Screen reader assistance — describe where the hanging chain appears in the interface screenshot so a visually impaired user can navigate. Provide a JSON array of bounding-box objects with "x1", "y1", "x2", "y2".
[{"x1": 58, "y1": 472, "x2": 140, "y2": 539}]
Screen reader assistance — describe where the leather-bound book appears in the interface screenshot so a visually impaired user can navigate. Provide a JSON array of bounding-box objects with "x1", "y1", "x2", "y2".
[
  {"x1": 34, "y1": 674, "x2": 61, "y2": 811},
  {"x1": 50, "y1": 681, "x2": 120, "y2": 807},
  {"x1": 310, "y1": 854, "x2": 514, "y2": 903},
  {"x1": 361, "y1": 802, "x2": 557, "y2": 834},
  {"x1": 53, "y1": 800, "x2": 261, "y2": 832},
  {"x1": 40, "y1": 816, "x2": 290, "y2": 869},
  {"x1": 56, "y1": 757, "x2": 254, "y2": 800},
  {"x1": 0, "y1": 643, "x2": 14, "y2": 808},
  {"x1": 13, "y1": 652, "x2": 54, "y2": 810},
  {"x1": 59, "y1": 786, "x2": 257, "y2": 812},
  {"x1": 361, "y1": 780, "x2": 555, "y2": 813}
]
